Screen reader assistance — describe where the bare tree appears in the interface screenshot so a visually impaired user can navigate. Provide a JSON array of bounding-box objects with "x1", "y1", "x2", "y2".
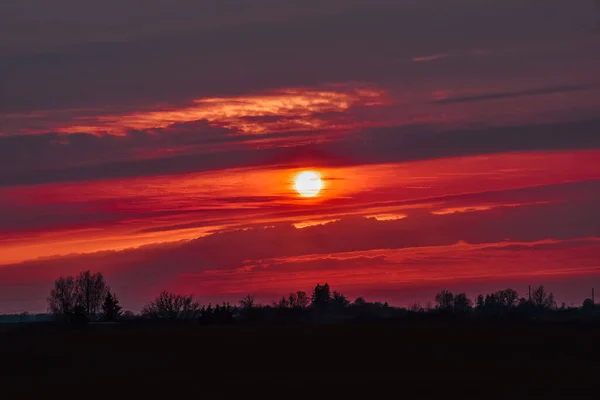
[
  {"x1": 531, "y1": 285, "x2": 556, "y2": 309},
  {"x1": 435, "y1": 290, "x2": 454, "y2": 310},
  {"x1": 48, "y1": 276, "x2": 77, "y2": 317},
  {"x1": 273, "y1": 296, "x2": 290, "y2": 308},
  {"x1": 141, "y1": 291, "x2": 200, "y2": 320},
  {"x1": 239, "y1": 294, "x2": 256, "y2": 309},
  {"x1": 275, "y1": 291, "x2": 309, "y2": 309},
  {"x1": 453, "y1": 293, "x2": 473, "y2": 313},
  {"x1": 497, "y1": 288, "x2": 519, "y2": 308},
  {"x1": 75, "y1": 270, "x2": 109, "y2": 316},
  {"x1": 288, "y1": 291, "x2": 309, "y2": 308}
]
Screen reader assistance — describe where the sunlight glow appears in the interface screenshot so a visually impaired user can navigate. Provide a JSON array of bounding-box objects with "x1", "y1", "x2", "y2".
[{"x1": 294, "y1": 171, "x2": 323, "y2": 198}]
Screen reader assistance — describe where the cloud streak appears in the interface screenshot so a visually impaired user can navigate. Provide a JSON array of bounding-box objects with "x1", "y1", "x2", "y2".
[
  {"x1": 412, "y1": 53, "x2": 449, "y2": 62},
  {"x1": 3, "y1": 118, "x2": 600, "y2": 187},
  {"x1": 435, "y1": 85, "x2": 594, "y2": 104}
]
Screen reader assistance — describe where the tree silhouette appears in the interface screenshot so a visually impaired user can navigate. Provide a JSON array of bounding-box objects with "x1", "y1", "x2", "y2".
[
  {"x1": 311, "y1": 283, "x2": 331, "y2": 310},
  {"x1": 48, "y1": 276, "x2": 77, "y2": 318},
  {"x1": 274, "y1": 296, "x2": 290, "y2": 308},
  {"x1": 240, "y1": 294, "x2": 256, "y2": 309},
  {"x1": 435, "y1": 290, "x2": 454, "y2": 311},
  {"x1": 102, "y1": 292, "x2": 123, "y2": 321},
  {"x1": 476, "y1": 295, "x2": 485, "y2": 309},
  {"x1": 497, "y1": 288, "x2": 519, "y2": 308},
  {"x1": 141, "y1": 291, "x2": 200, "y2": 320},
  {"x1": 484, "y1": 293, "x2": 499, "y2": 308},
  {"x1": 331, "y1": 291, "x2": 350, "y2": 312},
  {"x1": 531, "y1": 285, "x2": 556, "y2": 309},
  {"x1": 274, "y1": 291, "x2": 310, "y2": 309},
  {"x1": 453, "y1": 293, "x2": 473, "y2": 313},
  {"x1": 214, "y1": 302, "x2": 235, "y2": 324},
  {"x1": 582, "y1": 298, "x2": 595, "y2": 311},
  {"x1": 75, "y1": 270, "x2": 108, "y2": 317},
  {"x1": 289, "y1": 291, "x2": 309, "y2": 308},
  {"x1": 354, "y1": 297, "x2": 367, "y2": 306},
  {"x1": 123, "y1": 310, "x2": 136, "y2": 320},
  {"x1": 200, "y1": 302, "x2": 234, "y2": 325}
]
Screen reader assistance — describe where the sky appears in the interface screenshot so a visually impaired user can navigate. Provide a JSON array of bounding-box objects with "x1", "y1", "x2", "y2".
[{"x1": 1, "y1": 0, "x2": 600, "y2": 313}]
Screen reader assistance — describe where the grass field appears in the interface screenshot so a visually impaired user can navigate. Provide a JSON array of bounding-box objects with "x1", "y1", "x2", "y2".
[{"x1": 1, "y1": 320, "x2": 599, "y2": 397}]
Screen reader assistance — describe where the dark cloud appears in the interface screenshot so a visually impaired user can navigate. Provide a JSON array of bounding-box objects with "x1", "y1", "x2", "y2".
[
  {"x1": 318, "y1": 117, "x2": 600, "y2": 167},
  {"x1": 435, "y1": 85, "x2": 594, "y2": 104},
  {"x1": 3, "y1": 117, "x2": 600, "y2": 187},
  {"x1": 1, "y1": 0, "x2": 598, "y2": 114}
]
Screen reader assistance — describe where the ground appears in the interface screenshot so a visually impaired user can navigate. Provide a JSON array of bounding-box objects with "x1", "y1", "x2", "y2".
[{"x1": 1, "y1": 320, "x2": 599, "y2": 397}]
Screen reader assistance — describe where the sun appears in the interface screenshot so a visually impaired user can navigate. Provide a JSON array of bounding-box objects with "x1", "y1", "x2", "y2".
[{"x1": 294, "y1": 171, "x2": 323, "y2": 198}]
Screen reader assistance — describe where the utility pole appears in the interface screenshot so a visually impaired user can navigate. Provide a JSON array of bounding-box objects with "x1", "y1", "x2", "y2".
[{"x1": 528, "y1": 285, "x2": 531, "y2": 302}]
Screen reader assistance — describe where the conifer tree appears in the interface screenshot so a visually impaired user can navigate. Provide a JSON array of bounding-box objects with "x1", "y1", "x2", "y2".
[{"x1": 102, "y1": 292, "x2": 123, "y2": 321}]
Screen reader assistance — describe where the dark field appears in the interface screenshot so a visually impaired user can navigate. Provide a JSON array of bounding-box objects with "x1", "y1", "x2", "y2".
[{"x1": 2, "y1": 321, "x2": 599, "y2": 398}]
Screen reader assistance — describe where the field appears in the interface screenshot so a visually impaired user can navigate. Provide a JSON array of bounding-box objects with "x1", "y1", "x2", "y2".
[{"x1": 1, "y1": 320, "x2": 599, "y2": 397}]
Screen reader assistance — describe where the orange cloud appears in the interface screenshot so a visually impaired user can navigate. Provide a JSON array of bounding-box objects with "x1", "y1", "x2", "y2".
[
  {"x1": 56, "y1": 86, "x2": 389, "y2": 135},
  {"x1": 430, "y1": 202, "x2": 552, "y2": 215}
]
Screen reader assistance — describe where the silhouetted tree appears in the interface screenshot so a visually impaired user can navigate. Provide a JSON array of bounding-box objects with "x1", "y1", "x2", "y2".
[
  {"x1": 518, "y1": 297, "x2": 529, "y2": 307},
  {"x1": 289, "y1": 291, "x2": 310, "y2": 308},
  {"x1": 101, "y1": 292, "x2": 123, "y2": 321},
  {"x1": 531, "y1": 285, "x2": 556, "y2": 309},
  {"x1": 453, "y1": 293, "x2": 473, "y2": 313},
  {"x1": 582, "y1": 298, "x2": 595, "y2": 311},
  {"x1": 239, "y1": 295, "x2": 262, "y2": 322},
  {"x1": 484, "y1": 293, "x2": 499, "y2": 308},
  {"x1": 123, "y1": 310, "x2": 136, "y2": 320},
  {"x1": 274, "y1": 292, "x2": 310, "y2": 309},
  {"x1": 435, "y1": 290, "x2": 454, "y2": 311},
  {"x1": 240, "y1": 294, "x2": 256, "y2": 309},
  {"x1": 141, "y1": 291, "x2": 200, "y2": 320},
  {"x1": 48, "y1": 276, "x2": 77, "y2": 318},
  {"x1": 354, "y1": 297, "x2": 367, "y2": 306},
  {"x1": 311, "y1": 283, "x2": 331, "y2": 310},
  {"x1": 476, "y1": 295, "x2": 485, "y2": 309},
  {"x1": 331, "y1": 291, "x2": 350, "y2": 312},
  {"x1": 214, "y1": 302, "x2": 235, "y2": 324},
  {"x1": 498, "y1": 289, "x2": 519, "y2": 308},
  {"x1": 199, "y1": 302, "x2": 235, "y2": 325},
  {"x1": 274, "y1": 296, "x2": 290, "y2": 308},
  {"x1": 409, "y1": 303, "x2": 423, "y2": 312},
  {"x1": 199, "y1": 303, "x2": 214, "y2": 323},
  {"x1": 75, "y1": 270, "x2": 108, "y2": 317}
]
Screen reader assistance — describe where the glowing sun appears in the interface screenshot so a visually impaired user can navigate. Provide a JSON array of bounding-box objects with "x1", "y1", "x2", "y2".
[{"x1": 294, "y1": 171, "x2": 323, "y2": 197}]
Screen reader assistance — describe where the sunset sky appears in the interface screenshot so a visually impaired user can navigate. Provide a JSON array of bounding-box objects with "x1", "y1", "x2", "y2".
[{"x1": 2, "y1": 0, "x2": 600, "y2": 313}]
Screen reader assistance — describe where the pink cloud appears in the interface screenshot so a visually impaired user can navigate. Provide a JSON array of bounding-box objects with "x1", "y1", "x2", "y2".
[{"x1": 412, "y1": 53, "x2": 449, "y2": 62}]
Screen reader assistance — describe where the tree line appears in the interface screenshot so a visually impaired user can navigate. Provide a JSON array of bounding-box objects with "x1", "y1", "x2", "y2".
[{"x1": 46, "y1": 270, "x2": 598, "y2": 324}]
